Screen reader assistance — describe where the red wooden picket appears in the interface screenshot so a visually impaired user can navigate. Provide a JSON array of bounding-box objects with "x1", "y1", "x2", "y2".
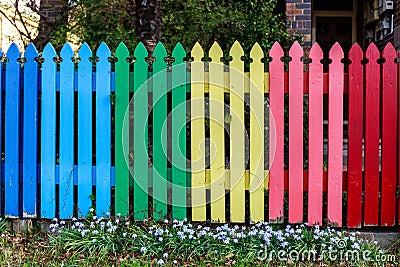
[
  {"x1": 364, "y1": 43, "x2": 380, "y2": 226},
  {"x1": 308, "y1": 43, "x2": 323, "y2": 226},
  {"x1": 288, "y1": 42, "x2": 303, "y2": 223},
  {"x1": 380, "y1": 43, "x2": 397, "y2": 226},
  {"x1": 347, "y1": 43, "x2": 364, "y2": 228},
  {"x1": 398, "y1": 50, "x2": 400, "y2": 226},
  {"x1": 327, "y1": 43, "x2": 344, "y2": 227},
  {"x1": 269, "y1": 42, "x2": 285, "y2": 223}
]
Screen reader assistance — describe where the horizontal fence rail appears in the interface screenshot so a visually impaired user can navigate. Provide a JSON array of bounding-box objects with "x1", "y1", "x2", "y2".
[{"x1": 0, "y1": 41, "x2": 399, "y2": 228}]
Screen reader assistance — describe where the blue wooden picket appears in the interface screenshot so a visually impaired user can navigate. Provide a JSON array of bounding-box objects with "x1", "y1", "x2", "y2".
[
  {"x1": 41, "y1": 43, "x2": 57, "y2": 218},
  {"x1": 77, "y1": 43, "x2": 93, "y2": 217},
  {"x1": 152, "y1": 42, "x2": 168, "y2": 220},
  {"x1": 23, "y1": 43, "x2": 39, "y2": 217},
  {"x1": 95, "y1": 42, "x2": 111, "y2": 216},
  {"x1": 5, "y1": 43, "x2": 20, "y2": 217},
  {"x1": 59, "y1": 43, "x2": 75, "y2": 219}
]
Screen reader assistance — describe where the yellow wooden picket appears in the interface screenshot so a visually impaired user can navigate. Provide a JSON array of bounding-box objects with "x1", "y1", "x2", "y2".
[
  {"x1": 229, "y1": 41, "x2": 245, "y2": 223},
  {"x1": 249, "y1": 43, "x2": 266, "y2": 223},
  {"x1": 191, "y1": 42, "x2": 206, "y2": 221},
  {"x1": 209, "y1": 42, "x2": 226, "y2": 222}
]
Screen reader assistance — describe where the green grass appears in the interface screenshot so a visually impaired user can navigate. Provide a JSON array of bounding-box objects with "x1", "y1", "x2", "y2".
[{"x1": 0, "y1": 217, "x2": 398, "y2": 266}]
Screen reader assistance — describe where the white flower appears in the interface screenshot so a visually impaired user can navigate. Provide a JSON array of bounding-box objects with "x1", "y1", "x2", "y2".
[
  {"x1": 233, "y1": 238, "x2": 238, "y2": 243},
  {"x1": 140, "y1": 247, "x2": 147, "y2": 253},
  {"x1": 52, "y1": 218, "x2": 58, "y2": 222},
  {"x1": 173, "y1": 260, "x2": 178, "y2": 264},
  {"x1": 158, "y1": 237, "x2": 163, "y2": 242},
  {"x1": 163, "y1": 253, "x2": 168, "y2": 258},
  {"x1": 157, "y1": 259, "x2": 165, "y2": 265},
  {"x1": 122, "y1": 232, "x2": 127, "y2": 238},
  {"x1": 131, "y1": 234, "x2": 137, "y2": 238},
  {"x1": 92, "y1": 230, "x2": 99, "y2": 235},
  {"x1": 89, "y1": 208, "x2": 94, "y2": 212},
  {"x1": 163, "y1": 219, "x2": 169, "y2": 224},
  {"x1": 72, "y1": 217, "x2": 77, "y2": 222},
  {"x1": 116, "y1": 213, "x2": 121, "y2": 217}
]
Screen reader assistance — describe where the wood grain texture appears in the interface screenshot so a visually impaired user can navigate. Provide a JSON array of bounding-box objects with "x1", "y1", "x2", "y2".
[
  {"x1": 23, "y1": 44, "x2": 38, "y2": 218},
  {"x1": 77, "y1": 43, "x2": 93, "y2": 217},
  {"x1": 268, "y1": 42, "x2": 285, "y2": 223},
  {"x1": 249, "y1": 43, "x2": 265, "y2": 223},
  {"x1": 133, "y1": 42, "x2": 149, "y2": 220},
  {"x1": 191, "y1": 42, "x2": 206, "y2": 221},
  {"x1": 115, "y1": 42, "x2": 130, "y2": 216},
  {"x1": 95, "y1": 42, "x2": 112, "y2": 216},
  {"x1": 59, "y1": 43, "x2": 75, "y2": 219},
  {"x1": 152, "y1": 42, "x2": 168, "y2": 220},
  {"x1": 307, "y1": 43, "x2": 323, "y2": 226},
  {"x1": 171, "y1": 43, "x2": 187, "y2": 220},
  {"x1": 209, "y1": 42, "x2": 226, "y2": 222},
  {"x1": 364, "y1": 43, "x2": 380, "y2": 226},
  {"x1": 327, "y1": 43, "x2": 344, "y2": 227},
  {"x1": 41, "y1": 43, "x2": 57, "y2": 218},
  {"x1": 380, "y1": 43, "x2": 397, "y2": 226},
  {"x1": 5, "y1": 43, "x2": 21, "y2": 218},
  {"x1": 347, "y1": 43, "x2": 364, "y2": 228},
  {"x1": 288, "y1": 42, "x2": 304, "y2": 223},
  {"x1": 229, "y1": 41, "x2": 245, "y2": 223}
]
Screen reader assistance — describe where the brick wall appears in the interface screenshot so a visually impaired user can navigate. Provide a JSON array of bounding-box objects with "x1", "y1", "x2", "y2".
[{"x1": 285, "y1": 0, "x2": 312, "y2": 47}]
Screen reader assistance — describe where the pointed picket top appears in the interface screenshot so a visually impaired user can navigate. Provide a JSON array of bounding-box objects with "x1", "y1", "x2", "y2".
[
  {"x1": 309, "y1": 42, "x2": 323, "y2": 62},
  {"x1": 153, "y1": 42, "x2": 167, "y2": 71},
  {"x1": 6, "y1": 43, "x2": 20, "y2": 59},
  {"x1": 382, "y1": 42, "x2": 396, "y2": 59},
  {"x1": 349, "y1": 42, "x2": 363, "y2": 58},
  {"x1": 97, "y1": 42, "x2": 111, "y2": 60},
  {"x1": 229, "y1": 40, "x2": 244, "y2": 61},
  {"x1": 134, "y1": 42, "x2": 148, "y2": 60},
  {"x1": 329, "y1": 42, "x2": 344, "y2": 61},
  {"x1": 289, "y1": 41, "x2": 303, "y2": 61},
  {"x1": 209, "y1": 41, "x2": 223, "y2": 63},
  {"x1": 191, "y1": 42, "x2": 203, "y2": 62},
  {"x1": 25, "y1": 43, "x2": 38, "y2": 61},
  {"x1": 172, "y1": 42, "x2": 186, "y2": 64},
  {"x1": 365, "y1": 42, "x2": 379, "y2": 60},
  {"x1": 250, "y1": 42, "x2": 263, "y2": 62},
  {"x1": 43, "y1": 42, "x2": 57, "y2": 59},
  {"x1": 116, "y1": 42, "x2": 129, "y2": 59},
  {"x1": 60, "y1": 42, "x2": 74, "y2": 59},
  {"x1": 153, "y1": 42, "x2": 167, "y2": 57},
  {"x1": 269, "y1": 41, "x2": 284, "y2": 62},
  {"x1": 79, "y1": 42, "x2": 92, "y2": 59}
]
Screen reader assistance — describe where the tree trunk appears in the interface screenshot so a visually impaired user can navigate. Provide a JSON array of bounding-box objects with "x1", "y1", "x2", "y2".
[
  {"x1": 34, "y1": 0, "x2": 68, "y2": 50},
  {"x1": 134, "y1": 0, "x2": 162, "y2": 54}
]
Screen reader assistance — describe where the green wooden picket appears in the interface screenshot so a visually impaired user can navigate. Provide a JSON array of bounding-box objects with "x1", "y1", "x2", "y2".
[
  {"x1": 171, "y1": 43, "x2": 187, "y2": 219},
  {"x1": 152, "y1": 42, "x2": 168, "y2": 220},
  {"x1": 133, "y1": 43, "x2": 149, "y2": 220},
  {"x1": 115, "y1": 42, "x2": 130, "y2": 216}
]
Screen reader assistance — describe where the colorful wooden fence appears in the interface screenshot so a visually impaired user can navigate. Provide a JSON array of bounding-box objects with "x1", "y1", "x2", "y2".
[{"x1": 0, "y1": 41, "x2": 399, "y2": 228}]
